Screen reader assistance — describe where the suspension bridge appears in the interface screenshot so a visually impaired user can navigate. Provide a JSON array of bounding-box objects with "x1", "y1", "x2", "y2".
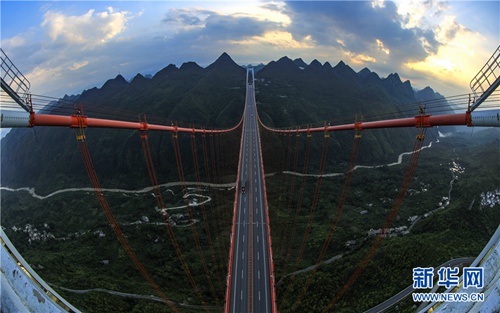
[{"x1": 1, "y1": 46, "x2": 499, "y2": 313}]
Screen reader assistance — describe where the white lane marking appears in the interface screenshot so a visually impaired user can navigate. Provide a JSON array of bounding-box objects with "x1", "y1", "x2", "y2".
[
  {"x1": 232, "y1": 175, "x2": 245, "y2": 313},
  {"x1": 257, "y1": 236, "x2": 259, "y2": 243},
  {"x1": 241, "y1": 269, "x2": 243, "y2": 278},
  {"x1": 258, "y1": 180, "x2": 271, "y2": 313},
  {"x1": 258, "y1": 252, "x2": 260, "y2": 260},
  {"x1": 259, "y1": 291, "x2": 261, "y2": 301},
  {"x1": 243, "y1": 235, "x2": 245, "y2": 242},
  {"x1": 258, "y1": 270, "x2": 261, "y2": 280}
]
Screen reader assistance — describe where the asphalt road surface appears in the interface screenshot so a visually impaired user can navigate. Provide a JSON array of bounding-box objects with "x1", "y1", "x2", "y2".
[{"x1": 229, "y1": 83, "x2": 272, "y2": 313}]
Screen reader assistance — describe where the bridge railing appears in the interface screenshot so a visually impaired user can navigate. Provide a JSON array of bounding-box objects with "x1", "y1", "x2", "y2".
[
  {"x1": 1, "y1": 48, "x2": 31, "y2": 111},
  {"x1": 418, "y1": 224, "x2": 500, "y2": 312},
  {"x1": 470, "y1": 45, "x2": 500, "y2": 111},
  {"x1": 1, "y1": 229, "x2": 81, "y2": 312},
  {"x1": 470, "y1": 45, "x2": 500, "y2": 97}
]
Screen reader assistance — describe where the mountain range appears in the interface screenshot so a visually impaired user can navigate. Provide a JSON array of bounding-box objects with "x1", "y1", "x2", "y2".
[
  {"x1": 2, "y1": 52, "x2": 498, "y2": 313},
  {"x1": 1, "y1": 52, "x2": 450, "y2": 192}
]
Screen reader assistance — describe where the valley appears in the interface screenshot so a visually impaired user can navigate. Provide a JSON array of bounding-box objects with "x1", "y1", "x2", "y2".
[
  {"x1": 1, "y1": 1, "x2": 499, "y2": 311},
  {"x1": 2, "y1": 129, "x2": 498, "y2": 312}
]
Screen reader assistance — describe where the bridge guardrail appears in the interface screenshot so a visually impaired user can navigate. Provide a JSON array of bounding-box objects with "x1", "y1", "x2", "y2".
[
  {"x1": 1, "y1": 228, "x2": 81, "y2": 312},
  {"x1": 1, "y1": 48, "x2": 31, "y2": 112}
]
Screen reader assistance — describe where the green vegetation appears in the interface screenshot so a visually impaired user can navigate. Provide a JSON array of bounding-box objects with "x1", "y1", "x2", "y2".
[
  {"x1": 2, "y1": 129, "x2": 496, "y2": 312},
  {"x1": 264, "y1": 128, "x2": 499, "y2": 312},
  {"x1": 1, "y1": 53, "x2": 498, "y2": 312},
  {"x1": 3, "y1": 185, "x2": 234, "y2": 311}
]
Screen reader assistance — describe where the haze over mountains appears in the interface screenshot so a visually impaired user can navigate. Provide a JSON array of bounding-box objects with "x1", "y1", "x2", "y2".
[
  {"x1": 63, "y1": 51, "x2": 448, "y2": 123},
  {"x1": 1, "y1": 52, "x2": 450, "y2": 192}
]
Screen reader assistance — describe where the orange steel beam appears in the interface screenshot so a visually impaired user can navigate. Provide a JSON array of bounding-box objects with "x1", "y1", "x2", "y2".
[
  {"x1": 30, "y1": 113, "x2": 242, "y2": 134},
  {"x1": 10, "y1": 109, "x2": 500, "y2": 134},
  {"x1": 259, "y1": 112, "x2": 471, "y2": 133}
]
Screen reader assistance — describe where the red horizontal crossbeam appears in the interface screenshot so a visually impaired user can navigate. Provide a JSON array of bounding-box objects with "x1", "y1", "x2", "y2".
[
  {"x1": 260, "y1": 112, "x2": 471, "y2": 133},
  {"x1": 31, "y1": 113, "x2": 241, "y2": 134}
]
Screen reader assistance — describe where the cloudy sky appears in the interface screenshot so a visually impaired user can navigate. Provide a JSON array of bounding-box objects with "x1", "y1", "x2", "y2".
[{"x1": 1, "y1": 1, "x2": 499, "y2": 99}]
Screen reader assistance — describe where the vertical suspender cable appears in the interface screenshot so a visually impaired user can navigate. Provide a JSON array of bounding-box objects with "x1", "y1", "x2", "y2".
[
  {"x1": 322, "y1": 127, "x2": 427, "y2": 312},
  {"x1": 272, "y1": 130, "x2": 293, "y2": 261},
  {"x1": 292, "y1": 122, "x2": 363, "y2": 312},
  {"x1": 171, "y1": 129, "x2": 214, "y2": 309},
  {"x1": 202, "y1": 132, "x2": 226, "y2": 275},
  {"x1": 280, "y1": 129, "x2": 328, "y2": 310},
  {"x1": 75, "y1": 116, "x2": 178, "y2": 312},
  {"x1": 282, "y1": 130, "x2": 312, "y2": 270},
  {"x1": 190, "y1": 131, "x2": 222, "y2": 304},
  {"x1": 209, "y1": 132, "x2": 226, "y2": 271},
  {"x1": 277, "y1": 130, "x2": 301, "y2": 271},
  {"x1": 215, "y1": 133, "x2": 226, "y2": 220},
  {"x1": 215, "y1": 132, "x2": 232, "y2": 270},
  {"x1": 139, "y1": 121, "x2": 209, "y2": 311}
]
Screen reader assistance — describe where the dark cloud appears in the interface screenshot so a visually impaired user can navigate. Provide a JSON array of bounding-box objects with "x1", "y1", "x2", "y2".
[
  {"x1": 284, "y1": 1, "x2": 442, "y2": 63},
  {"x1": 162, "y1": 8, "x2": 212, "y2": 25},
  {"x1": 10, "y1": 1, "x2": 480, "y2": 99},
  {"x1": 433, "y1": 1, "x2": 449, "y2": 18},
  {"x1": 161, "y1": 8, "x2": 281, "y2": 53},
  {"x1": 203, "y1": 14, "x2": 272, "y2": 39},
  {"x1": 441, "y1": 19, "x2": 465, "y2": 41},
  {"x1": 178, "y1": 14, "x2": 202, "y2": 26},
  {"x1": 259, "y1": 3, "x2": 284, "y2": 13},
  {"x1": 162, "y1": 8, "x2": 278, "y2": 42}
]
